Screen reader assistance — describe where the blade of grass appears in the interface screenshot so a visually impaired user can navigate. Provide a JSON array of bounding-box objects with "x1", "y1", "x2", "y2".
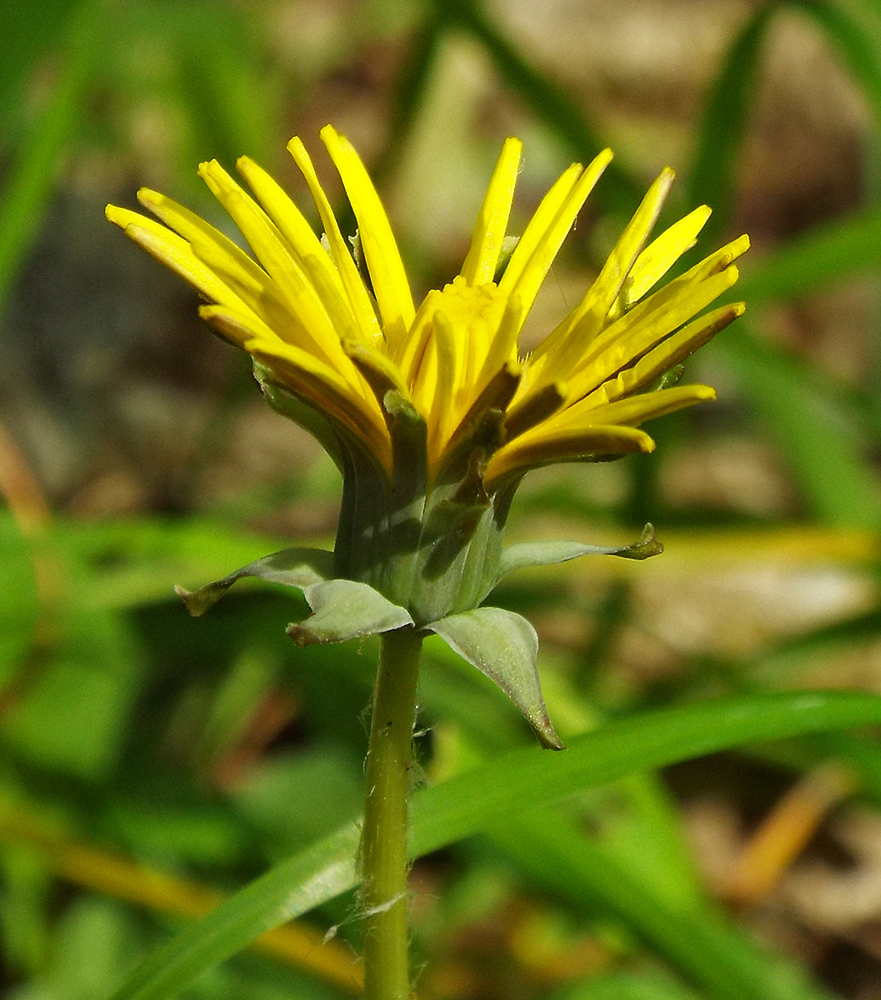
[
  {"x1": 690, "y1": 0, "x2": 881, "y2": 238},
  {"x1": 736, "y1": 208, "x2": 881, "y2": 304},
  {"x1": 802, "y1": 0, "x2": 881, "y2": 148},
  {"x1": 0, "y1": 0, "x2": 74, "y2": 129},
  {"x1": 713, "y1": 321, "x2": 881, "y2": 529},
  {"x1": 409, "y1": 691, "x2": 881, "y2": 852},
  {"x1": 489, "y1": 810, "x2": 834, "y2": 1000},
  {"x1": 424, "y1": 0, "x2": 640, "y2": 208},
  {"x1": 687, "y1": 4, "x2": 774, "y2": 243},
  {"x1": 0, "y1": 0, "x2": 106, "y2": 314},
  {"x1": 372, "y1": 7, "x2": 445, "y2": 192},
  {"x1": 0, "y1": 808, "x2": 362, "y2": 993},
  {"x1": 108, "y1": 691, "x2": 881, "y2": 1000}
]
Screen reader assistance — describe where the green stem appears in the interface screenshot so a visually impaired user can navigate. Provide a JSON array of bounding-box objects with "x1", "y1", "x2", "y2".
[{"x1": 361, "y1": 626, "x2": 423, "y2": 1000}]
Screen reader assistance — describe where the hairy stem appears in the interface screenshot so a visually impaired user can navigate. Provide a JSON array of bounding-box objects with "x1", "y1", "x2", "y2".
[{"x1": 361, "y1": 626, "x2": 423, "y2": 1000}]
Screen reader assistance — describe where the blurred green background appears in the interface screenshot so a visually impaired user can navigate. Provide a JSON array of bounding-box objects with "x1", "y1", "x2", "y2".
[{"x1": 2, "y1": 0, "x2": 881, "y2": 998}]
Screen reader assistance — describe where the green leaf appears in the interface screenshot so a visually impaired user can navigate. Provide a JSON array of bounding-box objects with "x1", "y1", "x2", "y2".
[
  {"x1": 105, "y1": 691, "x2": 881, "y2": 1000},
  {"x1": 428, "y1": 606, "x2": 563, "y2": 749},
  {"x1": 175, "y1": 548, "x2": 334, "y2": 617},
  {"x1": 687, "y1": 4, "x2": 773, "y2": 242},
  {"x1": 499, "y1": 523, "x2": 663, "y2": 580},
  {"x1": 287, "y1": 580, "x2": 413, "y2": 646},
  {"x1": 175, "y1": 547, "x2": 413, "y2": 643}
]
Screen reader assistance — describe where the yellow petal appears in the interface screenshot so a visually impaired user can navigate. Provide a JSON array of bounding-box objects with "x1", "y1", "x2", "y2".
[
  {"x1": 236, "y1": 155, "x2": 375, "y2": 346},
  {"x1": 137, "y1": 187, "x2": 313, "y2": 353},
  {"x1": 238, "y1": 329, "x2": 391, "y2": 470},
  {"x1": 503, "y1": 380, "x2": 567, "y2": 440},
  {"x1": 319, "y1": 126, "x2": 415, "y2": 355},
  {"x1": 610, "y1": 204, "x2": 713, "y2": 318},
  {"x1": 236, "y1": 155, "x2": 329, "y2": 264},
  {"x1": 186, "y1": 233, "x2": 321, "y2": 358},
  {"x1": 568, "y1": 262, "x2": 741, "y2": 400},
  {"x1": 343, "y1": 339, "x2": 412, "y2": 408},
  {"x1": 486, "y1": 424, "x2": 653, "y2": 488},
  {"x1": 471, "y1": 292, "x2": 526, "y2": 400},
  {"x1": 439, "y1": 360, "x2": 521, "y2": 476},
  {"x1": 550, "y1": 383, "x2": 717, "y2": 434},
  {"x1": 588, "y1": 382, "x2": 716, "y2": 426},
  {"x1": 136, "y1": 188, "x2": 260, "y2": 285},
  {"x1": 459, "y1": 137, "x2": 522, "y2": 286},
  {"x1": 105, "y1": 205, "x2": 248, "y2": 312},
  {"x1": 580, "y1": 302, "x2": 744, "y2": 407},
  {"x1": 299, "y1": 251, "x2": 366, "y2": 346},
  {"x1": 527, "y1": 167, "x2": 675, "y2": 380},
  {"x1": 197, "y1": 160, "x2": 349, "y2": 364},
  {"x1": 397, "y1": 289, "x2": 442, "y2": 396},
  {"x1": 404, "y1": 280, "x2": 510, "y2": 459},
  {"x1": 499, "y1": 149, "x2": 613, "y2": 323},
  {"x1": 283, "y1": 140, "x2": 382, "y2": 345},
  {"x1": 425, "y1": 309, "x2": 459, "y2": 458},
  {"x1": 197, "y1": 301, "x2": 278, "y2": 349},
  {"x1": 498, "y1": 163, "x2": 580, "y2": 291}
]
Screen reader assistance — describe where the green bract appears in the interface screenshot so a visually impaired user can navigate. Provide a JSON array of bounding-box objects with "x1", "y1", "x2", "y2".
[{"x1": 177, "y1": 517, "x2": 662, "y2": 750}]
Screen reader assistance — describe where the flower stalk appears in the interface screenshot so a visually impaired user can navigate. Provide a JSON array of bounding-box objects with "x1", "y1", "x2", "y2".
[{"x1": 360, "y1": 626, "x2": 423, "y2": 1000}]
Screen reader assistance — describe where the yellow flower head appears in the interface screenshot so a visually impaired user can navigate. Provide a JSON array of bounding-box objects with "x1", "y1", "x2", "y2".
[
  {"x1": 106, "y1": 126, "x2": 746, "y2": 488},
  {"x1": 106, "y1": 126, "x2": 747, "y2": 630}
]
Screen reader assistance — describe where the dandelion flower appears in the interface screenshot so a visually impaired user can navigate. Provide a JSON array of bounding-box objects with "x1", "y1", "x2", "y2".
[{"x1": 107, "y1": 127, "x2": 747, "y2": 745}]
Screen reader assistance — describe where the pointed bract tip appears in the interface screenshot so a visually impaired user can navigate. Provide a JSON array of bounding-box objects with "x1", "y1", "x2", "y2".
[
  {"x1": 535, "y1": 720, "x2": 566, "y2": 750},
  {"x1": 174, "y1": 584, "x2": 209, "y2": 617},
  {"x1": 286, "y1": 622, "x2": 320, "y2": 648}
]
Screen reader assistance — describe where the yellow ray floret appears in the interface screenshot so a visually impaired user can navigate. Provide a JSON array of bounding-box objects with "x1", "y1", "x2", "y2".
[
  {"x1": 459, "y1": 137, "x2": 522, "y2": 286},
  {"x1": 316, "y1": 127, "x2": 415, "y2": 357}
]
